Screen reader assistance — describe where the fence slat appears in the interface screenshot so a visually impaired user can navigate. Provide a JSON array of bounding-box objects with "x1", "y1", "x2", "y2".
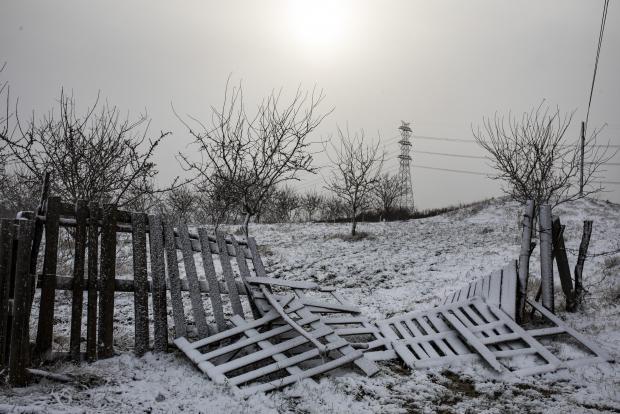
[
  {"x1": 0, "y1": 220, "x2": 15, "y2": 366},
  {"x1": 163, "y1": 221, "x2": 186, "y2": 338},
  {"x1": 9, "y1": 220, "x2": 34, "y2": 386},
  {"x1": 230, "y1": 236, "x2": 261, "y2": 319},
  {"x1": 35, "y1": 196, "x2": 61, "y2": 357},
  {"x1": 98, "y1": 204, "x2": 117, "y2": 358},
  {"x1": 132, "y1": 212, "x2": 149, "y2": 357},
  {"x1": 86, "y1": 202, "x2": 99, "y2": 361},
  {"x1": 148, "y1": 215, "x2": 168, "y2": 352},
  {"x1": 178, "y1": 223, "x2": 209, "y2": 337},
  {"x1": 70, "y1": 201, "x2": 88, "y2": 362},
  {"x1": 197, "y1": 227, "x2": 226, "y2": 333},
  {"x1": 216, "y1": 231, "x2": 244, "y2": 317}
]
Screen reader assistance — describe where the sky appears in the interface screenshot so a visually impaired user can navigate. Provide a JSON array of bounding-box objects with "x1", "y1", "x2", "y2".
[{"x1": 1, "y1": 0, "x2": 619, "y2": 209}]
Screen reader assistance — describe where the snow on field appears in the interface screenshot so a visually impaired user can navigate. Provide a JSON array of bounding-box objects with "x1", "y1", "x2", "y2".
[{"x1": 1, "y1": 198, "x2": 619, "y2": 413}]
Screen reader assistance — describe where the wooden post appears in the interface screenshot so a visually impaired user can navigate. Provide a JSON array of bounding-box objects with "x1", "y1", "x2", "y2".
[
  {"x1": 97, "y1": 204, "x2": 117, "y2": 358},
  {"x1": 516, "y1": 200, "x2": 535, "y2": 322},
  {"x1": 0, "y1": 220, "x2": 15, "y2": 366},
  {"x1": 148, "y1": 215, "x2": 168, "y2": 352},
  {"x1": 69, "y1": 200, "x2": 88, "y2": 362},
  {"x1": 572, "y1": 220, "x2": 593, "y2": 311},
  {"x1": 9, "y1": 220, "x2": 34, "y2": 386},
  {"x1": 86, "y1": 202, "x2": 99, "y2": 361},
  {"x1": 131, "y1": 212, "x2": 149, "y2": 357},
  {"x1": 35, "y1": 196, "x2": 61, "y2": 358},
  {"x1": 539, "y1": 204, "x2": 554, "y2": 313},
  {"x1": 551, "y1": 216, "x2": 574, "y2": 310}
]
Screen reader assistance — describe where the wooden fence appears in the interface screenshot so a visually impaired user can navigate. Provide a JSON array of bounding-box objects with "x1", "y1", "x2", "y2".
[{"x1": 1, "y1": 193, "x2": 258, "y2": 386}]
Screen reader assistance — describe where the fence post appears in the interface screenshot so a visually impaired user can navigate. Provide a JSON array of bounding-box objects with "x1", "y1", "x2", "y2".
[
  {"x1": 539, "y1": 204, "x2": 554, "y2": 313},
  {"x1": 9, "y1": 220, "x2": 34, "y2": 386},
  {"x1": 98, "y1": 204, "x2": 117, "y2": 358},
  {"x1": 516, "y1": 200, "x2": 535, "y2": 322},
  {"x1": 35, "y1": 196, "x2": 61, "y2": 358}
]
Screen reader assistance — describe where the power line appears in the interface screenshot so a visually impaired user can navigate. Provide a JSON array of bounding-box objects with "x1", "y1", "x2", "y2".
[
  {"x1": 415, "y1": 150, "x2": 487, "y2": 160},
  {"x1": 585, "y1": 0, "x2": 610, "y2": 132},
  {"x1": 412, "y1": 164, "x2": 488, "y2": 176},
  {"x1": 414, "y1": 135, "x2": 477, "y2": 143}
]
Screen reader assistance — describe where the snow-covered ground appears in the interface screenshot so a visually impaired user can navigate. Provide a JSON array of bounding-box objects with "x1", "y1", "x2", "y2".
[{"x1": 1, "y1": 198, "x2": 619, "y2": 413}]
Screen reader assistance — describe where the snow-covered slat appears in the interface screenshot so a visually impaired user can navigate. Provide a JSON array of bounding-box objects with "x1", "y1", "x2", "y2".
[
  {"x1": 216, "y1": 231, "x2": 244, "y2": 316},
  {"x1": 163, "y1": 221, "x2": 187, "y2": 338}
]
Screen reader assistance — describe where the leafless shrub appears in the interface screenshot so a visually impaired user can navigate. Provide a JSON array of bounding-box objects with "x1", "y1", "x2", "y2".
[
  {"x1": 177, "y1": 80, "x2": 330, "y2": 236},
  {"x1": 260, "y1": 185, "x2": 300, "y2": 224},
  {"x1": 473, "y1": 102, "x2": 615, "y2": 208},
  {"x1": 0, "y1": 89, "x2": 178, "y2": 208},
  {"x1": 373, "y1": 172, "x2": 404, "y2": 219},
  {"x1": 324, "y1": 127, "x2": 384, "y2": 236},
  {"x1": 299, "y1": 190, "x2": 324, "y2": 222}
]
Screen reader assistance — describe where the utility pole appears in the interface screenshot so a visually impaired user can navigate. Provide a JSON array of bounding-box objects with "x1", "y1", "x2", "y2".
[{"x1": 580, "y1": 121, "x2": 585, "y2": 196}]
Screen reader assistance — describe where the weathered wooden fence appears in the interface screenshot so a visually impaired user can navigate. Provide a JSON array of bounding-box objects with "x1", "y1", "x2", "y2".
[{"x1": 1, "y1": 192, "x2": 264, "y2": 386}]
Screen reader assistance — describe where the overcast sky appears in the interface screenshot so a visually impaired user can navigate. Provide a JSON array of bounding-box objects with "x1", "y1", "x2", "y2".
[{"x1": 1, "y1": 0, "x2": 618, "y2": 208}]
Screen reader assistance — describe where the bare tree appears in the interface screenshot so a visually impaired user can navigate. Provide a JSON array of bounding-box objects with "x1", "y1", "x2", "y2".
[
  {"x1": 177, "y1": 80, "x2": 329, "y2": 236},
  {"x1": 0, "y1": 89, "x2": 177, "y2": 208},
  {"x1": 324, "y1": 127, "x2": 384, "y2": 236},
  {"x1": 373, "y1": 172, "x2": 403, "y2": 220},
  {"x1": 473, "y1": 103, "x2": 614, "y2": 208},
  {"x1": 300, "y1": 190, "x2": 324, "y2": 222}
]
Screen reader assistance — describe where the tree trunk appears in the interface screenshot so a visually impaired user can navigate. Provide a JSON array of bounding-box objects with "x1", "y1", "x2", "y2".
[
  {"x1": 351, "y1": 217, "x2": 357, "y2": 236},
  {"x1": 551, "y1": 216, "x2": 574, "y2": 310},
  {"x1": 243, "y1": 212, "x2": 252, "y2": 238}
]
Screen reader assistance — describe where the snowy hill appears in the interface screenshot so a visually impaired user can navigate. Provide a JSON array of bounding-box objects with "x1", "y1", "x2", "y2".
[{"x1": 1, "y1": 198, "x2": 619, "y2": 413}]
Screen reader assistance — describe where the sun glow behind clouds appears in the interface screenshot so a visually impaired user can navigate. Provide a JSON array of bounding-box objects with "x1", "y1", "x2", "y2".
[{"x1": 287, "y1": 0, "x2": 351, "y2": 54}]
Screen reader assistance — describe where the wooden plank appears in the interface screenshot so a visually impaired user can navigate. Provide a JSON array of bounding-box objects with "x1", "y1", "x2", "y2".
[
  {"x1": 163, "y1": 221, "x2": 186, "y2": 338},
  {"x1": 500, "y1": 261, "x2": 517, "y2": 320},
  {"x1": 426, "y1": 313, "x2": 470, "y2": 355},
  {"x1": 35, "y1": 196, "x2": 61, "y2": 357},
  {"x1": 9, "y1": 220, "x2": 34, "y2": 386},
  {"x1": 246, "y1": 237, "x2": 267, "y2": 278},
  {"x1": 416, "y1": 316, "x2": 454, "y2": 356},
  {"x1": 69, "y1": 200, "x2": 88, "y2": 362},
  {"x1": 245, "y1": 277, "x2": 319, "y2": 290},
  {"x1": 97, "y1": 204, "x2": 117, "y2": 359},
  {"x1": 132, "y1": 212, "x2": 150, "y2": 356},
  {"x1": 527, "y1": 299, "x2": 612, "y2": 362},
  {"x1": 216, "y1": 231, "x2": 244, "y2": 316},
  {"x1": 197, "y1": 228, "x2": 226, "y2": 332},
  {"x1": 0, "y1": 220, "x2": 15, "y2": 367},
  {"x1": 86, "y1": 202, "x2": 99, "y2": 362},
  {"x1": 442, "y1": 306, "x2": 503, "y2": 372},
  {"x1": 229, "y1": 315, "x2": 307, "y2": 381},
  {"x1": 178, "y1": 224, "x2": 209, "y2": 337},
  {"x1": 148, "y1": 215, "x2": 168, "y2": 352}
]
